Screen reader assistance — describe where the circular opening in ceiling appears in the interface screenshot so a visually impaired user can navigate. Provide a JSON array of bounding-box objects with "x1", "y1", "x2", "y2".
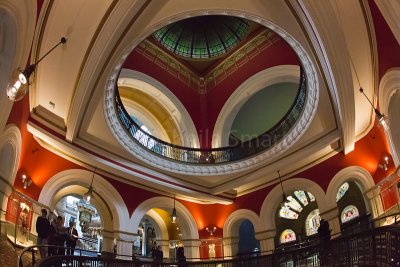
[{"x1": 105, "y1": 12, "x2": 318, "y2": 174}]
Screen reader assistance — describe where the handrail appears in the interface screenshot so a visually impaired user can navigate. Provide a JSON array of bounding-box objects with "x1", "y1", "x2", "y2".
[
  {"x1": 116, "y1": 68, "x2": 306, "y2": 164},
  {"x1": 35, "y1": 226, "x2": 400, "y2": 267}
]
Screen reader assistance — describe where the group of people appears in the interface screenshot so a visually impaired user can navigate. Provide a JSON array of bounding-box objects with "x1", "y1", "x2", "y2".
[
  {"x1": 151, "y1": 242, "x2": 163, "y2": 264},
  {"x1": 35, "y1": 209, "x2": 79, "y2": 258}
]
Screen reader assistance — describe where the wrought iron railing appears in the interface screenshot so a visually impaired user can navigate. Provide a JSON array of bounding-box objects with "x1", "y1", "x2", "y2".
[
  {"x1": 115, "y1": 69, "x2": 306, "y2": 164},
  {"x1": 30, "y1": 226, "x2": 400, "y2": 267}
]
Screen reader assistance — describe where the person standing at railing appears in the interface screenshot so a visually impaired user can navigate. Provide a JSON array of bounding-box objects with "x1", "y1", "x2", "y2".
[
  {"x1": 47, "y1": 212, "x2": 57, "y2": 256},
  {"x1": 66, "y1": 221, "x2": 79, "y2": 255},
  {"x1": 35, "y1": 209, "x2": 50, "y2": 258},
  {"x1": 55, "y1": 215, "x2": 68, "y2": 255}
]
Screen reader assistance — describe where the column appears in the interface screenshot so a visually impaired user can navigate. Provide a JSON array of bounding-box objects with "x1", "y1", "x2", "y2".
[
  {"x1": 101, "y1": 229, "x2": 114, "y2": 255},
  {"x1": 222, "y1": 236, "x2": 239, "y2": 259},
  {"x1": 115, "y1": 231, "x2": 138, "y2": 260},
  {"x1": 181, "y1": 239, "x2": 201, "y2": 260},
  {"x1": 255, "y1": 229, "x2": 276, "y2": 254}
]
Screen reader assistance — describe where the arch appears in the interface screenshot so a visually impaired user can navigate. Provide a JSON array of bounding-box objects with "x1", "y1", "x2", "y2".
[
  {"x1": 0, "y1": 1, "x2": 36, "y2": 130},
  {"x1": 223, "y1": 209, "x2": 262, "y2": 238},
  {"x1": 326, "y1": 166, "x2": 376, "y2": 216},
  {"x1": 129, "y1": 196, "x2": 199, "y2": 240},
  {"x1": 260, "y1": 177, "x2": 327, "y2": 231},
  {"x1": 379, "y1": 68, "x2": 400, "y2": 166},
  {"x1": 0, "y1": 125, "x2": 21, "y2": 212},
  {"x1": 38, "y1": 169, "x2": 130, "y2": 232},
  {"x1": 119, "y1": 69, "x2": 200, "y2": 148},
  {"x1": 212, "y1": 65, "x2": 300, "y2": 147},
  {"x1": 146, "y1": 209, "x2": 169, "y2": 242}
]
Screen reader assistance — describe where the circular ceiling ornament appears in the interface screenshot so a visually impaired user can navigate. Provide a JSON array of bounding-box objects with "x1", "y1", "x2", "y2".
[{"x1": 153, "y1": 16, "x2": 250, "y2": 59}]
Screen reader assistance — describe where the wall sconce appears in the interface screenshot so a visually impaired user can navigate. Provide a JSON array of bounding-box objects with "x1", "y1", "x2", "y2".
[
  {"x1": 6, "y1": 37, "x2": 67, "y2": 101},
  {"x1": 379, "y1": 156, "x2": 390, "y2": 171},
  {"x1": 206, "y1": 226, "x2": 217, "y2": 236},
  {"x1": 359, "y1": 88, "x2": 388, "y2": 130},
  {"x1": 21, "y1": 173, "x2": 32, "y2": 189}
]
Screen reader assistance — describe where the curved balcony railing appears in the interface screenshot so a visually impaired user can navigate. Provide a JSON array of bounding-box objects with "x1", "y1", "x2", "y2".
[{"x1": 115, "y1": 69, "x2": 306, "y2": 164}]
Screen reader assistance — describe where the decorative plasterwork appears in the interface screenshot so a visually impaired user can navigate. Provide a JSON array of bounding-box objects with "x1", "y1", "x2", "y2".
[{"x1": 104, "y1": 11, "x2": 319, "y2": 175}]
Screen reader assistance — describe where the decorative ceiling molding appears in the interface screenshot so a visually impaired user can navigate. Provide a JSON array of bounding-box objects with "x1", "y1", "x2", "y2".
[{"x1": 104, "y1": 11, "x2": 319, "y2": 176}]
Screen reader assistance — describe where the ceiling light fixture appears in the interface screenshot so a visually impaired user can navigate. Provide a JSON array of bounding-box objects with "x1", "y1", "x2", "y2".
[
  {"x1": 206, "y1": 226, "x2": 217, "y2": 236},
  {"x1": 84, "y1": 167, "x2": 96, "y2": 204},
  {"x1": 359, "y1": 88, "x2": 388, "y2": 130},
  {"x1": 170, "y1": 195, "x2": 178, "y2": 224},
  {"x1": 277, "y1": 170, "x2": 288, "y2": 208},
  {"x1": 21, "y1": 173, "x2": 32, "y2": 189},
  {"x1": 6, "y1": 37, "x2": 67, "y2": 101}
]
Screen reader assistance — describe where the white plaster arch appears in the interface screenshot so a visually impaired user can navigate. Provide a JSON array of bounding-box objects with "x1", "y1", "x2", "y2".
[
  {"x1": 129, "y1": 196, "x2": 199, "y2": 240},
  {"x1": 38, "y1": 169, "x2": 130, "y2": 232},
  {"x1": 379, "y1": 68, "x2": 400, "y2": 166},
  {"x1": 119, "y1": 69, "x2": 200, "y2": 148},
  {"x1": 51, "y1": 184, "x2": 113, "y2": 230},
  {"x1": 213, "y1": 65, "x2": 300, "y2": 147},
  {"x1": 223, "y1": 209, "x2": 262, "y2": 237},
  {"x1": 146, "y1": 209, "x2": 169, "y2": 241},
  {"x1": 326, "y1": 166, "x2": 376, "y2": 214},
  {"x1": 0, "y1": 1, "x2": 36, "y2": 131},
  {"x1": 260, "y1": 177, "x2": 327, "y2": 231},
  {"x1": 0, "y1": 124, "x2": 21, "y2": 213}
]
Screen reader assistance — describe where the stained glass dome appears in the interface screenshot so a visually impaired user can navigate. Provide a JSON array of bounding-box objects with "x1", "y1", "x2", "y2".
[{"x1": 153, "y1": 16, "x2": 250, "y2": 59}]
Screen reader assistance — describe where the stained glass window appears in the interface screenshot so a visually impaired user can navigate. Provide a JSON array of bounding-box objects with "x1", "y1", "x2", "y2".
[
  {"x1": 280, "y1": 229, "x2": 296, "y2": 244},
  {"x1": 336, "y1": 182, "x2": 349, "y2": 202},
  {"x1": 305, "y1": 209, "x2": 320, "y2": 236},
  {"x1": 307, "y1": 192, "x2": 316, "y2": 202},
  {"x1": 285, "y1": 196, "x2": 303, "y2": 212},
  {"x1": 294, "y1": 190, "x2": 309, "y2": 206},
  {"x1": 279, "y1": 206, "x2": 299, "y2": 219},
  {"x1": 341, "y1": 205, "x2": 359, "y2": 223},
  {"x1": 153, "y1": 16, "x2": 249, "y2": 59}
]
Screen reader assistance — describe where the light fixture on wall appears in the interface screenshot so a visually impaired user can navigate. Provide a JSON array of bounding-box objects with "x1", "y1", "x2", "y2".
[
  {"x1": 83, "y1": 167, "x2": 96, "y2": 204},
  {"x1": 21, "y1": 173, "x2": 32, "y2": 189},
  {"x1": 277, "y1": 170, "x2": 288, "y2": 207},
  {"x1": 359, "y1": 88, "x2": 388, "y2": 130},
  {"x1": 170, "y1": 195, "x2": 178, "y2": 224},
  {"x1": 206, "y1": 226, "x2": 217, "y2": 236},
  {"x1": 379, "y1": 156, "x2": 390, "y2": 171},
  {"x1": 6, "y1": 37, "x2": 67, "y2": 101}
]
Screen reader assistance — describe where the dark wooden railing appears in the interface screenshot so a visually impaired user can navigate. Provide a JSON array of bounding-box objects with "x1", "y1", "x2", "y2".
[
  {"x1": 115, "y1": 69, "x2": 306, "y2": 164},
  {"x1": 18, "y1": 225, "x2": 400, "y2": 267}
]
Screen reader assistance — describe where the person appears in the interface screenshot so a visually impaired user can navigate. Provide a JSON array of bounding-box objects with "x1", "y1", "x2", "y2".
[
  {"x1": 35, "y1": 209, "x2": 50, "y2": 258},
  {"x1": 66, "y1": 221, "x2": 79, "y2": 255},
  {"x1": 317, "y1": 219, "x2": 332, "y2": 266},
  {"x1": 55, "y1": 215, "x2": 68, "y2": 255},
  {"x1": 154, "y1": 245, "x2": 163, "y2": 266},
  {"x1": 47, "y1": 212, "x2": 57, "y2": 256},
  {"x1": 176, "y1": 246, "x2": 186, "y2": 267},
  {"x1": 317, "y1": 219, "x2": 331, "y2": 242}
]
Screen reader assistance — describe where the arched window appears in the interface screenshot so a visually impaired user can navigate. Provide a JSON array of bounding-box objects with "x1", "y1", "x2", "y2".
[
  {"x1": 305, "y1": 209, "x2": 320, "y2": 236},
  {"x1": 279, "y1": 206, "x2": 299, "y2": 219},
  {"x1": 294, "y1": 190, "x2": 308, "y2": 206},
  {"x1": 280, "y1": 229, "x2": 296, "y2": 244},
  {"x1": 340, "y1": 205, "x2": 359, "y2": 223},
  {"x1": 336, "y1": 182, "x2": 349, "y2": 202}
]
